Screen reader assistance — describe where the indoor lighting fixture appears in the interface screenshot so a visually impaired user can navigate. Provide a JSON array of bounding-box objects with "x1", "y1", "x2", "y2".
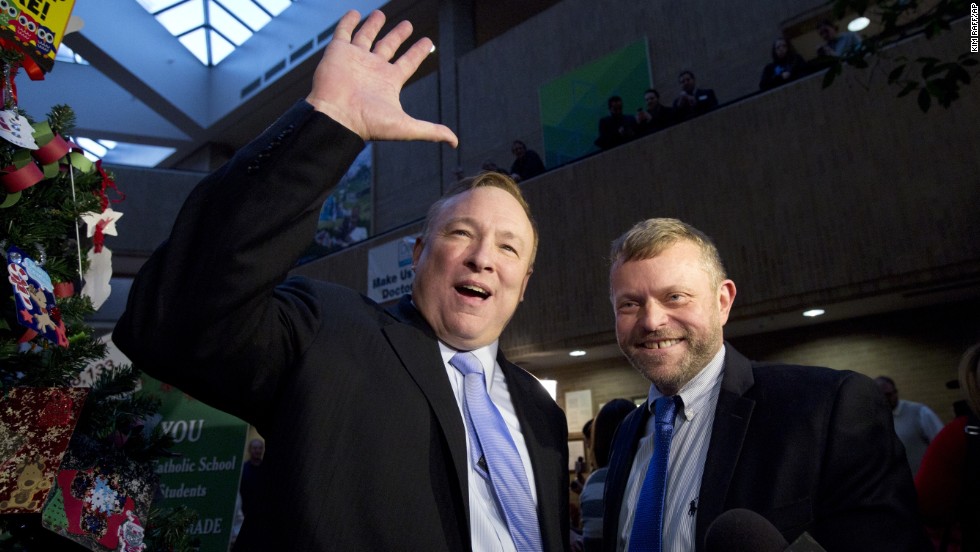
[
  {"x1": 848, "y1": 17, "x2": 871, "y2": 32},
  {"x1": 803, "y1": 309, "x2": 826, "y2": 318},
  {"x1": 569, "y1": 350, "x2": 587, "y2": 357}
]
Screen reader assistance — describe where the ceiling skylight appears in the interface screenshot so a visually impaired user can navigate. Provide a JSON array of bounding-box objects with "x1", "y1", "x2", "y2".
[
  {"x1": 55, "y1": 44, "x2": 89, "y2": 65},
  {"x1": 136, "y1": 0, "x2": 296, "y2": 66},
  {"x1": 75, "y1": 136, "x2": 177, "y2": 168}
]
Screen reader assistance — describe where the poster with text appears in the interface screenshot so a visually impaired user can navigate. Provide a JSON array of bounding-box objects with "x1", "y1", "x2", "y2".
[
  {"x1": 143, "y1": 375, "x2": 249, "y2": 552},
  {"x1": 0, "y1": 0, "x2": 76, "y2": 73},
  {"x1": 367, "y1": 234, "x2": 418, "y2": 304}
]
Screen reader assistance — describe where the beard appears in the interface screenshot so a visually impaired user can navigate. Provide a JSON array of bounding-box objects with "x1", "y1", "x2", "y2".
[{"x1": 620, "y1": 324, "x2": 724, "y2": 395}]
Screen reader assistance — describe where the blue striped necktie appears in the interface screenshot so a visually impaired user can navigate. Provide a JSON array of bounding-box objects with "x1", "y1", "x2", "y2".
[
  {"x1": 628, "y1": 395, "x2": 680, "y2": 552},
  {"x1": 450, "y1": 351, "x2": 542, "y2": 552}
]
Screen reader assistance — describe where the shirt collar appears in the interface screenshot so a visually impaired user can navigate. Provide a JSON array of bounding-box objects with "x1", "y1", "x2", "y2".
[
  {"x1": 646, "y1": 344, "x2": 726, "y2": 421},
  {"x1": 893, "y1": 399, "x2": 905, "y2": 415},
  {"x1": 439, "y1": 341, "x2": 500, "y2": 390}
]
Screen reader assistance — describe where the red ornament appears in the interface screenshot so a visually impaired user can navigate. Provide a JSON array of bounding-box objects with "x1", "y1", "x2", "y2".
[{"x1": 53, "y1": 281, "x2": 74, "y2": 298}]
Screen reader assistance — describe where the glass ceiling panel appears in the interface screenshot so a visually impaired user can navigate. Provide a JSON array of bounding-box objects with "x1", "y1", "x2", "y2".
[
  {"x1": 136, "y1": 0, "x2": 296, "y2": 66},
  {"x1": 220, "y1": 0, "x2": 272, "y2": 28},
  {"x1": 209, "y1": 30, "x2": 236, "y2": 65},
  {"x1": 178, "y1": 28, "x2": 209, "y2": 65},
  {"x1": 136, "y1": 0, "x2": 182, "y2": 12},
  {"x1": 55, "y1": 44, "x2": 89, "y2": 65},
  {"x1": 156, "y1": 0, "x2": 205, "y2": 36},
  {"x1": 74, "y1": 136, "x2": 177, "y2": 168},
  {"x1": 256, "y1": 0, "x2": 292, "y2": 16},
  {"x1": 209, "y1": 2, "x2": 252, "y2": 45}
]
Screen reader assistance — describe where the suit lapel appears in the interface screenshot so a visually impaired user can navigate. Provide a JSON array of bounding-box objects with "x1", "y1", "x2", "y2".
[
  {"x1": 602, "y1": 404, "x2": 648, "y2": 552},
  {"x1": 695, "y1": 344, "x2": 756, "y2": 550},
  {"x1": 382, "y1": 297, "x2": 469, "y2": 518}
]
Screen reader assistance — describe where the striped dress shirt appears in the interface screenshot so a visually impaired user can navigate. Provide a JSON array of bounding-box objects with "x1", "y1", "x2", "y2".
[
  {"x1": 617, "y1": 346, "x2": 726, "y2": 552},
  {"x1": 441, "y1": 341, "x2": 539, "y2": 552}
]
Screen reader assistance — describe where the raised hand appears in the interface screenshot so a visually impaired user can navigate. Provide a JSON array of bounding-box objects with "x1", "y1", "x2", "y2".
[{"x1": 306, "y1": 10, "x2": 458, "y2": 147}]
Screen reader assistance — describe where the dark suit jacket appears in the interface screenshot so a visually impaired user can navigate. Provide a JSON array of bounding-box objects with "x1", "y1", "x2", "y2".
[
  {"x1": 113, "y1": 101, "x2": 570, "y2": 551},
  {"x1": 672, "y1": 88, "x2": 718, "y2": 121},
  {"x1": 602, "y1": 344, "x2": 928, "y2": 552}
]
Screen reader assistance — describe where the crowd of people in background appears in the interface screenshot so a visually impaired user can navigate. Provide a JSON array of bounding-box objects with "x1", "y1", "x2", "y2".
[
  {"x1": 593, "y1": 69, "x2": 719, "y2": 152},
  {"x1": 475, "y1": 22, "x2": 865, "y2": 181},
  {"x1": 593, "y1": 22, "x2": 863, "y2": 152}
]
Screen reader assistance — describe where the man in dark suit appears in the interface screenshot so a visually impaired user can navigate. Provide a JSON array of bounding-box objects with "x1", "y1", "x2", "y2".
[
  {"x1": 113, "y1": 10, "x2": 568, "y2": 551},
  {"x1": 672, "y1": 71, "x2": 718, "y2": 121},
  {"x1": 601, "y1": 218, "x2": 928, "y2": 551},
  {"x1": 595, "y1": 96, "x2": 638, "y2": 150}
]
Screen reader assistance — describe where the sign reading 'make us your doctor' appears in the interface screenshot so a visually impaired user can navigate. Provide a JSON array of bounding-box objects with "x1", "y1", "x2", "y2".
[{"x1": 367, "y1": 235, "x2": 417, "y2": 304}]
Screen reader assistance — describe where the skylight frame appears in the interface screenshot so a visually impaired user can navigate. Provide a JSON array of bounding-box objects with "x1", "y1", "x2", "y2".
[{"x1": 136, "y1": 0, "x2": 296, "y2": 66}]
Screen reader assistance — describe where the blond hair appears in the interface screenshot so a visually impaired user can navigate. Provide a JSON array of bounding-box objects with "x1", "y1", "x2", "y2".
[
  {"x1": 609, "y1": 218, "x2": 726, "y2": 285},
  {"x1": 959, "y1": 343, "x2": 980, "y2": 417}
]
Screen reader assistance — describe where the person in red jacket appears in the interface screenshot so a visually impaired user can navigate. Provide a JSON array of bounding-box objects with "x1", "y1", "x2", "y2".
[{"x1": 915, "y1": 343, "x2": 980, "y2": 552}]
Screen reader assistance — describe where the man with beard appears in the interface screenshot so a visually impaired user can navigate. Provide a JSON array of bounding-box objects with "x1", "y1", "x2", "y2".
[{"x1": 600, "y1": 218, "x2": 928, "y2": 552}]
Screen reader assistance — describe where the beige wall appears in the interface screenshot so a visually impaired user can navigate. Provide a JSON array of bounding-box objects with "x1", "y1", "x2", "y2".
[{"x1": 537, "y1": 300, "x2": 980, "y2": 431}]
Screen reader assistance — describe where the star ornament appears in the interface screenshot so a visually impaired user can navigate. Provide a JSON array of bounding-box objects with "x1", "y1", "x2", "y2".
[{"x1": 81, "y1": 208, "x2": 124, "y2": 238}]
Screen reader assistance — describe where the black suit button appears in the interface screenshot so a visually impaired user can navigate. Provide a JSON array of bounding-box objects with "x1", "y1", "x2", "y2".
[{"x1": 246, "y1": 164, "x2": 260, "y2": 174}]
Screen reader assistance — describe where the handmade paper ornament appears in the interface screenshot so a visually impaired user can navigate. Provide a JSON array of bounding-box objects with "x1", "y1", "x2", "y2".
[
  {"x1": 0, "y1": 190, "x2": 20, "y2": 208},
  {"x1": 116, "y1": 510, "x2": 146, "y2": 552},
  {"x1": 0, "y1": 108, "x2": 37, "y2": 149},
  {"x1": 0, "y1": 387, "x2": 88, "y2": 514},
  {"x1": 1, "y1": 148, "x2": 43, "y2": 193},
  {"x1": 80, "y1": 208, "x2": 123, "y2": 252},
  {"x1": 81, "y1": 246, "x2": 112, "y2": 310},
  {"x1": 31, "y1": 120, "x2": 70, "y2": 178},
  {"x1": 6, "y1": 245, "x2": 68, "y2": 347},
  {"x1": 42, "y1": 448, "x2": 156, "y2": 551}
]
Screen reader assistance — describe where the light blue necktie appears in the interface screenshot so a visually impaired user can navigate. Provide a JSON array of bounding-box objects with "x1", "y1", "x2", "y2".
[
  {"x1": 628, "y1": 395, "x2": 680, "y2": 552},
  {"x1": 450, "y1": 351, "x2": 543, "y2": 552}
]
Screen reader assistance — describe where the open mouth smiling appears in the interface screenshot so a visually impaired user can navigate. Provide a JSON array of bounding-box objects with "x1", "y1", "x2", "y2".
[
  {"x1": 456, "y1": 284, "x2": 490, "y2": 299},
  {"x1": 641, "y1": 338, "x2": 682, "y2": 349}
]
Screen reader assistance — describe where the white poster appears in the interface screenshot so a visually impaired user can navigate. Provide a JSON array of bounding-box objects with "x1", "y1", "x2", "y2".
[
  {"x1": 367, "y1": 235, "x2": 418, "y2": 303},
  {"x1": 564, "y1": 389, "x2": 593, "y2": 436}
]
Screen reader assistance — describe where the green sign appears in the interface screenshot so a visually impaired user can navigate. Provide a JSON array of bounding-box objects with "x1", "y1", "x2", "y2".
[
  {"x1": 539, "y1": 39, "x2": 651, "y2": 167},
  {"x1": 143, "y1": 375, "x2": 249, "y2": 552}
]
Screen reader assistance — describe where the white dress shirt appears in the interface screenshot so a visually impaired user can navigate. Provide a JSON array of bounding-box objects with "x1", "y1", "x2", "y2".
[
  {"x1": 441, "y1": 341, "x2": 538, "y2": 552},
  {"x1": 617, "y1": 346, "x2": 726, "y2": 552}
]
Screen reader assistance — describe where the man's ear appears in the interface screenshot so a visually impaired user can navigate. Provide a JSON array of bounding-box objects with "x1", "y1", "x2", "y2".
[
  {"x1": 518, "y1": 267, "x2": 533, "y2": 302},
  {"x1": 718, "y1": 279, "x2": 737, "y2": 326}
]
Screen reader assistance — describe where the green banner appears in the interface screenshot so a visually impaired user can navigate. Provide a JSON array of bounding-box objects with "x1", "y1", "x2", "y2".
[
  {"x1": 539, "y1": 39, "x2": 651, "y2": 167},
  {"x1": 143, "y1": 375, "x2": 249, "y2": 552}
]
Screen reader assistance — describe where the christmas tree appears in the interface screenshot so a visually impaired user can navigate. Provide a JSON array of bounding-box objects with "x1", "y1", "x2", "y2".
[{"x1": 0, "y1": 9, "x2": 196, "y2": 551}]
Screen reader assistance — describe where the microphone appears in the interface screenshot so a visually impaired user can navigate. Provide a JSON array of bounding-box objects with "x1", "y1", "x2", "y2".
[{"x1": 704, "y1": 508, "x2": 825, "y2": 552}]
